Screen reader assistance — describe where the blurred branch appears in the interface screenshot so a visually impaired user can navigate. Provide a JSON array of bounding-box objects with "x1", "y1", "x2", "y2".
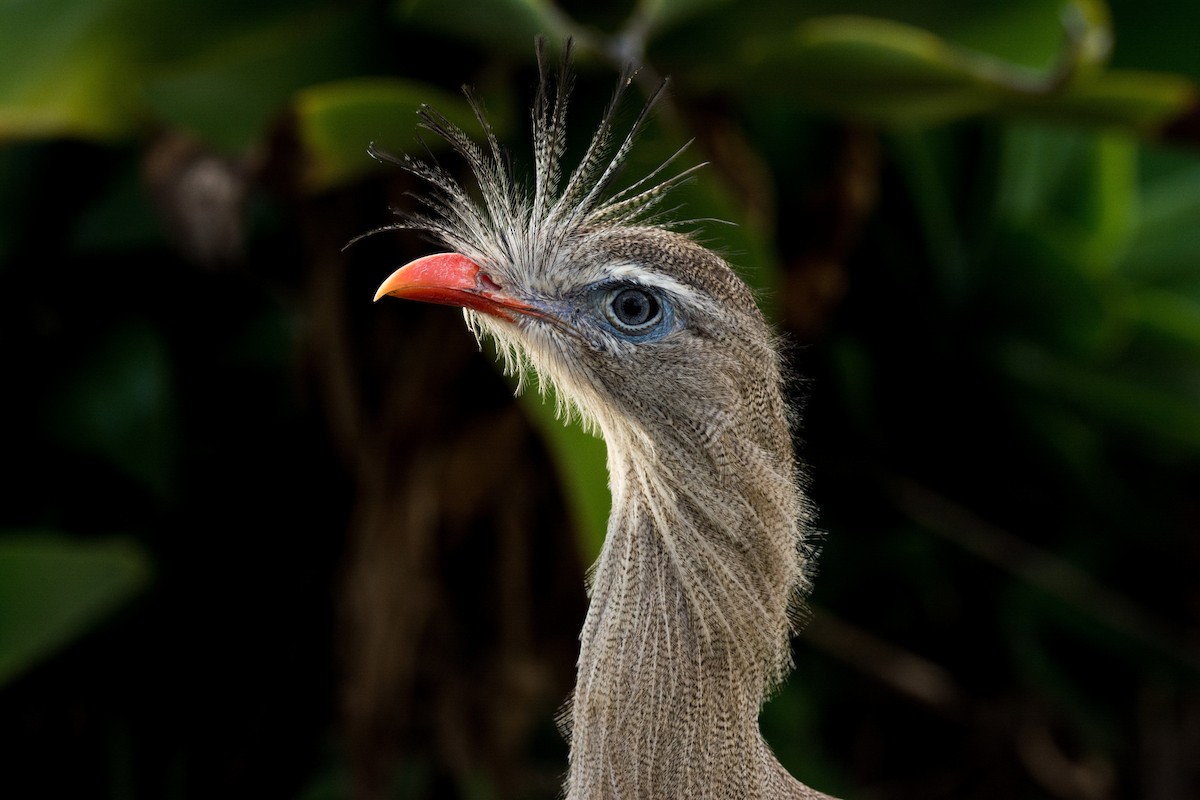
[
  {"x1": 803, "y1": 608, "x2": 967, "y2": 718},
  {"x1": 1137, "y1": 677, "x2": 1200, "y2": 800},
  {"x1": 888, "y1": 477, "x2": 1200, "y2": 674},
  {"x1": 1015, "y1": 712, "x2": 1117, "y2": 800},
  {"x1": 803, "y1": 609, "x2": 1120, "y2": 799}
]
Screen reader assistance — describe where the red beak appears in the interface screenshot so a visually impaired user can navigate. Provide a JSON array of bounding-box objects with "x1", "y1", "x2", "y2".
[{"x1": 373, "y1": 252, "x2": 535, "y2": 322}]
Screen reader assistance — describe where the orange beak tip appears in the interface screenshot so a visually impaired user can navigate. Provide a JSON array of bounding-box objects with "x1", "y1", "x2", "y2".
[
  {"x1": 372, "y1": 252, "x2": 477, "y2": 305},
  {"x1": 371, "y1": 252, "x2": 537, "y2": 322}
]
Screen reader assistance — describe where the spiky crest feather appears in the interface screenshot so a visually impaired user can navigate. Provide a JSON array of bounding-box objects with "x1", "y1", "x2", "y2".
[{"x1": 361, "y1": 39, "x2": 702, "y2": 305}]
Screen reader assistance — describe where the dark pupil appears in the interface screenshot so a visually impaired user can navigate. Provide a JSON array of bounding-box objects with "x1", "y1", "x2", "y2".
[{"x1": 613, "y1": 288, "x2": 658, "y2": 326}]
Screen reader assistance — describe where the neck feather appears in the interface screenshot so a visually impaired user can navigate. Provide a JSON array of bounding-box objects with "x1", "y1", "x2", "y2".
[{"x1": 564, "y1": 418, "x2": 818, "y2": 800}]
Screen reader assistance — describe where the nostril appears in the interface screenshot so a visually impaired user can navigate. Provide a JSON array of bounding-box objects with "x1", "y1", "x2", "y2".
[{"x1": 479, "y1": 272, "x2": 502, "y2": 291}]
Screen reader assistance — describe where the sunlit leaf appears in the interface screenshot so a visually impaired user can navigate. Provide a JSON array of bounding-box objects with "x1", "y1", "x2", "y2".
[{"x1": 0, "y1": 534, "x2": 151, "y2": 686}]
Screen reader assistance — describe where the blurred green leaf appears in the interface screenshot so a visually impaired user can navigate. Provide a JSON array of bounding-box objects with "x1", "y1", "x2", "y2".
[
  {"x1": 293, "y1": 78, "x2": 484, "y2": 191},
  {"x1": 726, "y1": 12, "x2": 1193, "y2": 134},
  {"x1": 518, "y1": 387, "x2": 609, "y2": 564},
  {"x1": 1122, "y1": 289, "x2": 1200, "y2": 352},
  {"x1": 0, "y1": 0, "x2": 371, "y2": 149},
  {"x1": 48, "y1": 324, "x2": 177, "y2": 499},
  {"x1": 143, "y1": 9, "x2": 368, "y2": 153},
  {"x1": 0, "y1": 533, "x2": 151, "y2": 686},
  {"x1": 0, "y1": 0, "x2": 142, "y2": 141},
  {"x1": 1121, "y1": 156, "x2": 1200, "y2": 283},
  {"x1": 984, "y1": 122, "x2": 1200, "y2": 465},
  {"x1": 983, "y1": 127, "x2": 1136, "y2": 362},
  {"x1": 810, "y1": 0, "x2": 1102, "y2": 70},
  {"x1": 1010, "y1": 67, "x2": 1196, "y2": 133},
  {"x1": 636, "y1": 0, "x2": 733, "y2": 35},
  {"x1": 750, "y1": 16, "x2": 999, "y2": 125},
  {"x1": 996, "y1": 126, "x2": 1137, "y2": 275},
  {"x1": 654, "y1": 0, "x2": 1076, "y2": 77},
  {"x1": 396, "y1": 0, "x2": 571, "y2": 56},
  {"x1": 1000, "y1": 339, "x2": 1200, "y2": 454}
]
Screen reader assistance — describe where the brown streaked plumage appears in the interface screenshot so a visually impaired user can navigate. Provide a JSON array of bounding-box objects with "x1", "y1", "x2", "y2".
[{"x1": 369, "y1": 39, "x2": 837, "y2": 800}]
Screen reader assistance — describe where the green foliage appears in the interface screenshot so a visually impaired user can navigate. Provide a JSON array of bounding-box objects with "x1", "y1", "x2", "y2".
[
  {"x1": 0, "y1": 534, "x2": 150, "y2": 686},
  {"x1": 47, "y1": 323, "x2": 178, "y2": 499},
  {"x1": 0, "y1": 0, "x2": 141, "y2": 140},
  {"x1": 294, "y1": 78, "x2": 488, "y2": 190},
  {"x1": 142, "y1": 8, "x2": 372, "y2": 152},
  {"x1": 984, "y1": 127, "x2": 1200, "y2": 459},
  {"x1": 397, "y1": 0, "x2": 572, "y2": 54},
  {"x1": 518, "y1": 386, "x2": 610, "y2": 562},
  {"x1": 3, "y1": 0, "x2": 1199, "y2": 798}
]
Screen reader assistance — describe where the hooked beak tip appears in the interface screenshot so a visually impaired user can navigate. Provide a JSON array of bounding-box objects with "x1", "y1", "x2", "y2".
[{"x1": 372, "y1": 252, "x2": 535, "y2": 322}]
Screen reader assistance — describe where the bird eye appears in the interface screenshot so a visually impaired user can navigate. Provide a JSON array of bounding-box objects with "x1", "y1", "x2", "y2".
[{"x1": 604, "y1": 287, "x2": 662, "y2": 333}]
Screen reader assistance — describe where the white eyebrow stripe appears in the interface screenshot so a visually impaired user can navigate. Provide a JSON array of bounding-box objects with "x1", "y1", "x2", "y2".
[{"x1": 607, "y1": 264, "x2": 704, "y2": 306}]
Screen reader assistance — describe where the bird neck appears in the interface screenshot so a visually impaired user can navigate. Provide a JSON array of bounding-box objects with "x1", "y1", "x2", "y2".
[{"x1": 565, "y1": 420, "x2": 815, "y2": 800}]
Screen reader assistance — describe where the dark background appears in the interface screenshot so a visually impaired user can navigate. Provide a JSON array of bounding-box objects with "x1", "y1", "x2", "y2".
[{"x1": 2, "y1": 1, "x2": 1199, "y2": 798}]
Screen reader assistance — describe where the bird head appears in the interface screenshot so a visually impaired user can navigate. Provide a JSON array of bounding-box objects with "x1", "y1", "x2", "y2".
[{"x1": 370, "y1": 41, "x2": 789, "y2": 469}]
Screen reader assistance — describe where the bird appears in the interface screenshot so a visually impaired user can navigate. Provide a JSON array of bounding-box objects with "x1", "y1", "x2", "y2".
[{"x1": 369, "y1": 39, "x2": 837, "y2": 800}]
